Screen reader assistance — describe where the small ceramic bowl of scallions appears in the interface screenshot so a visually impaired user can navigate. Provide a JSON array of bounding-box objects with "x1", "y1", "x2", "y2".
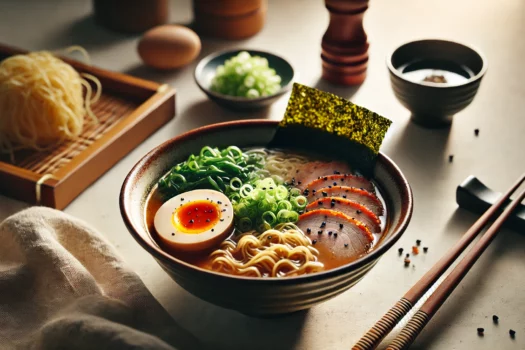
[{"x1": 194, "y1": 49, "x2": 295, "y2": 110}]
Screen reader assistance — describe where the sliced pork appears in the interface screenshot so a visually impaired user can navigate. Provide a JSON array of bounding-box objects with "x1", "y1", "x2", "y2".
[
  {"x1": 292, "y1": 161, "x2": 353, "y2": 190},
  {"x1": 306, "y1": 197, "x2": 381, "y2": 233},
  {"x1": 303, "y1": 174, "x2": 375, "y2": 193},
  {"x1": 307, "y1": 186, "x2": 384, "y2": 216},
  {"x1": 297, "y1": 209, "x2": 373, "y2": 260}
]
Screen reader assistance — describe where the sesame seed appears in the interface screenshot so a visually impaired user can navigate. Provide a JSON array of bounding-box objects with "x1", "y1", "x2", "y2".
[
  {"x1": 344, "y1": 243, "x2": 348, "y2": 248},
  {"x1": 318, "y1": 201, "x2": 323, "y2": 205},
  {"x1": 328, "y1": 231, "x2": 333, "y2": 235},
  {"x1": 492, "y1": 315, "x2": 499, "y2": 323},
  {"x1": 404, "y1": 258, "x2": 410, "y2": 266},
  {"x1": 307, "y1": 228, "x2": 311, "y2": 234},
  {"x1": 171, "y1": 233, "x2": 175, "y2": 236},
  {"x1": 320, "y1": 222, "x2": 326, "y2": 228},
  {"x1": 477, "y1": 328, "x2": 484, "y2": 336},
  {"x1": 189, "y1": 220, "x2": 194, "y2": 224},
  {"x1": 416, "y1": 239, "x2": 421, "y2": 246},
  {"x1": 398, "y1": 247, "x2": 404, "y2": 254},
  {"x1": 328, "y1": 186, "x2": 332, "y2": 189},
  {"x1": 322, "y1": 191, "x2": 328, "y2": 197},
  {"x1": 405, "y1": 253, "x2": 409, "y2": 258},
  {"x1": 356, "y1": 209, "x2": 362, "y2": 214},
  {"x1": 268, "y1": 236, "x2": 272, "y2": 240},
  {"x1": 211, "y1": 229, "x2": 214, "y2": 232},
  {"x1": 449, "y1": 154, "x2": 454, "y2": 162},
  {"x1": 333, "y1": 182, "x2": 337, "y2": 186},
  {"x1": 323, "y1": 177, "x2": 328, "y2": 181},
  {"x1": 474, "y1": 128, "x2": 479, "y2": 136},
  {"x1": 342, "y1": 195, "x2": 347, "y2": 199},
  {"x1": 217, "y1": 201, "x2": 222, "y2": 204},
  {"x1": 206, "y1": 219, "x2": 210, "y2": 222},
  {"x1": 312, "y1": 239, "x2": 317, "y2": 245},
  {"x1": 334, "y1": 171, "x2": 340, "y2": 174},
  {"x1": 509, "y1": 329, "x2": 516, "y2": 338},
  {"x1": 423, "y1": 247, "x2": 428, "y2": 253},
  {"x1": 181, "y1": 198, "x2": 184, "y2": 201},
  {"x1": 339, "y1": 223, "x2": 343, "y2": 229},
  {"x1": 318, "y1": 230, "x2": 323, "y2": 235},
  {"x1": 333, "y1": 233, "x2": 338, "y2": 238}
]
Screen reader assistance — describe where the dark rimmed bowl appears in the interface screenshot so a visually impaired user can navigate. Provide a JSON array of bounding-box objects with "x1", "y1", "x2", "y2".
[
  {"x1": 120, "y1": 120, "x2": 413, "y2": 316},
  {"x1": 387, "y1": 39, "x2": 487, "y2": 128},
  {"x1": 194, "y1": 49, "x2": 294, "y2": 111}
]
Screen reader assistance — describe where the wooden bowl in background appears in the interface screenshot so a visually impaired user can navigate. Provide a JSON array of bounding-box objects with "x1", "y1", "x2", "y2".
[{"x1": 192, "y1": 0, "x2": 267, "y2": 40}]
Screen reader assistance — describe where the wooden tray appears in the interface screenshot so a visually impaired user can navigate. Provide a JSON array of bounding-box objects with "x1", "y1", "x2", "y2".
[{"x1": 0, "y1": 44, "x2": 176, "y2": 209}]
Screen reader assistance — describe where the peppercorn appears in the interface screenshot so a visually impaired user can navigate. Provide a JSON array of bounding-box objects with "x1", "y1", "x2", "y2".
[
  {"x1": 492, "y1": 315, "x2": 499, "y2": 323},
  {"x1": 398, "y1": 247, "x2": 404, "y2": 254},
  {"x1": 477, "y1": 328, "x2": 484, "y2": 336}
]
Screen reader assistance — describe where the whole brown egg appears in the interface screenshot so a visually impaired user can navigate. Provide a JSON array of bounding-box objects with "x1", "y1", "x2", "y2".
[{"x1": 138, "y1": 25, "x2": 201, "y2": 70}]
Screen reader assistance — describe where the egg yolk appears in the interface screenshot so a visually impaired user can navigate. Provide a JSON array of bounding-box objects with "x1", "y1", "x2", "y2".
[{"x1": 173, "y1": 200, "x2": 220, "y2": 233}]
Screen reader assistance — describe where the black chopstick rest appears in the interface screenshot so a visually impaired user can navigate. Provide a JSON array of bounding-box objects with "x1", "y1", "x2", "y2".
[{"x1": 456, "y1": 175, "x2": 525, "y2": 232}]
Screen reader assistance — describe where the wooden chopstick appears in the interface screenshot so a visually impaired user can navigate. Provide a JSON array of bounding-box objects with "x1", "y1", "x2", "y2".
[
  {"x1": 352, "y1": 173, "x2": 525, "y2": 350},
  {"x1": 386, "y1": 184, "x2": 525, "y2": 350}
]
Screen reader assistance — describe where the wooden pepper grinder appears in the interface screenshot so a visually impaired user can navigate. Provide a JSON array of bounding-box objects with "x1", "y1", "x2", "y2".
[{"x1": 321, "y1": 0, "x2": 369, "y2": 85}]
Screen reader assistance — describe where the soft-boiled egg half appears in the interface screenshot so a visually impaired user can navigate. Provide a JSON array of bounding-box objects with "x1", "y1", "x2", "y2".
[{"x1": 154, "y1": 189, "x2": 234, "y2": 252}]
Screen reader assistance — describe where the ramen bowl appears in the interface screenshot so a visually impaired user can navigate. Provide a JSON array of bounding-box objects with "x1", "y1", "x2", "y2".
[
  {"x1": 387, "y1": 39, "x2": 487, "y2": 128},
  {"x1": 120, "y1": 120, "x2": 413, "y2": 316}
]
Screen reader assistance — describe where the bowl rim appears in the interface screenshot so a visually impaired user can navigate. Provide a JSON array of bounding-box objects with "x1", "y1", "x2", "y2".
[
  {"x1": 194, "y1": 48, "x2": 295, "y2": 103},
  {"x1": 120, "y1": 119, "x2": 413, "y2": 284},
  {"x1": 386, "y1": 38, "x2": 488, "y2": 89}
]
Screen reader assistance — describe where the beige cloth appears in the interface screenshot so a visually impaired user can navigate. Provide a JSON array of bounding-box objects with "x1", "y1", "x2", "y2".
[{"x1": 0, "y1": 207, "x2": 202, "y2": 350}]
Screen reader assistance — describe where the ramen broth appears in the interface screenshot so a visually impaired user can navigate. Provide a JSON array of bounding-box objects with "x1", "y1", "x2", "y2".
[{"x1": 145, "y1": 148, "x2": 389, "y2": 275}]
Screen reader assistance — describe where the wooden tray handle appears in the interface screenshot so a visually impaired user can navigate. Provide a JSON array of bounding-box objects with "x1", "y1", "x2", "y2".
[
  {"x1": 385, "y1": 310, "x2": 430, "y2": 350},
  {"x1": 352, "y1": 298, "x2": 413, "y2": 350}
]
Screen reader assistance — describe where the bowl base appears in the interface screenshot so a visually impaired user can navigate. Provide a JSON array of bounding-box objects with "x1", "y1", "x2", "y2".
[
  {"x1": 241, "y1": 308, "x2": 309, "y2": 318},
  {"x1": 410, "y1": 114, "x2": 453, "y2": 129}
]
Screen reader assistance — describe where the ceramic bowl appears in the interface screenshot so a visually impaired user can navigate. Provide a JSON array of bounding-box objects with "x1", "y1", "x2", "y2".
[
  {"x1": 387, "y1": 39, "x2": 487, "y2": 128},
  {"x1": 120, "y1": 120, "x2": 413, "y2": 316},
  {"x1": 194, "y1": 49, "x2": 294, "y2": 111}
]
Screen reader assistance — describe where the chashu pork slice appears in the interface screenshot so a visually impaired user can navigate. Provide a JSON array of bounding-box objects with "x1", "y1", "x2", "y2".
[
  {"x1": 303, "y1": 174, "x2": 375, "y2": 194},
  {"x1": 307, "y1": 186, "x2": 384, "y2": 216},
  {"x1": 297, "y1": 209, "x2": 374, "y2": 260},
  {"x1": 292, "y1": 161, "x2": 353, "y2": 190},
  {"x1": 306, "y1": 197, "x2": 382, "y2": 233}
]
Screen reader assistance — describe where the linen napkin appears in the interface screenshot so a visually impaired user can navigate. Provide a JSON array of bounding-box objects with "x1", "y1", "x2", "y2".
[{"x1": 0, "y1": 207, "x2": 202, "y2": 350}]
